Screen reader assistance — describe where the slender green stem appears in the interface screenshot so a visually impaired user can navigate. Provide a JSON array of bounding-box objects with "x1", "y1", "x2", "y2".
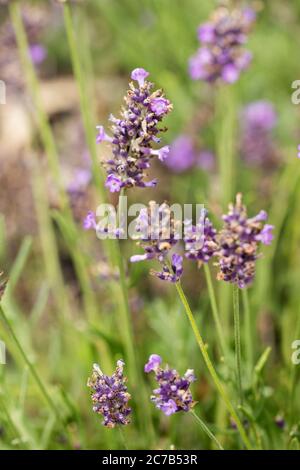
[
  {"x1": 233, "y1": 285, "x2": 243, "y2": 406},
  {"x1": 0, "y1": 304, "x2": 61, "y2": 423},
  {"x1": 242, "y1": 288, "x2": 254, "y2": 374},
  {"x1": 63, "y1": 3, "x2": 105, "y2": 200},
  {"x1": 289, "y1": 302, "x2": 300, "y2": 419},
  {"x1": 203, "y1": 264, "x2": 227, "y2": 358},
  {"x1": 191, "y1": 410, "x2": 224, "y2": 450},
  {"x1": 175, "y1": 282, "x2": 251, "y2": 449},
  {"x1": 118, "y1": 427, "x2": 128, "y2": 450}
]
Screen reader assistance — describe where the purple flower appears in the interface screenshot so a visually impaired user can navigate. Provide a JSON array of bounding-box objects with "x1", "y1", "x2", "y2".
[
  {"x1": 243, "y1": 101, "x2": 277, "y2": 130},
  {"x1": 164, "y1": 135, "x2": 196, "y2": 173},
  {"x1": 96, "y1": 125, "x2": 113, "y2": 143},
  {"x1": 105, "y1": 174, "x2": 123, "y2": 193},
  {"x1": 83, "y1": 211, "x2": 97, "y2": 230},
  {"x1": 131, "y1": 67, "x2": 149, "y2": 87},
  {"x1": 241, "y1": 101, "x2": 279, "y2": 167},
  {"x1": 130, "y1": 202, "x2": 183, "y2": 283},
  {"x1": 256, "y1": 224, "x2": 274, "y2": 245},
  {"x1": 145, "y1": 355, "x2": 196, "y2": 416},
  {"x1": 189, "y1": 6, "x2": 255, "y2": 84},
  {"x1": 87, "y1": 361, "x2": 131, "y2": 428},
  {"x1": 152, "y1": 145, "x2": 170, "y2": 162},
  {"x1": 29, "y1": 44, "x2": 47, "y2": 65},
  {"x1": 144, "y1": 354, "x2": 162, "y2": 373},
  {"x1": 298, "y1": 144, "x2": 300, "y2": 159},
  {"x1": 184, "y1": 210, "x2": 218, "y2": 265},
  {"x1": 150, "y1": 97, "x2": 170, "y2": 116},
  {"x1": 97, "y1": 69, "x2": 172, "y2": 192},
  {"x1": 215, "y1": 194, "x2": 274, "y2": 288},
  {"x1": 197, "y1": 23, "x2": 215, "y2": 43}
]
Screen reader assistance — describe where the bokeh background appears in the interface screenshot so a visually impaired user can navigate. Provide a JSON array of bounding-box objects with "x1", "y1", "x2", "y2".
[{"x1": 0, "y1": 0, "x2": 300, "y2": 450}]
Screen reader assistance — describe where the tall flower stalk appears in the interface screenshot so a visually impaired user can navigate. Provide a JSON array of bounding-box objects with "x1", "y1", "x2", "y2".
[
  {"x1": 175, "y1": 281, "x2": 252, "y2": 449},
  {"x1": 233, "y1": 285, "x2": 243, "y2": 406}
]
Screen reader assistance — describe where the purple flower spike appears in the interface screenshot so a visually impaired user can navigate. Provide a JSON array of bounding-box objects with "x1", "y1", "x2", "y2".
[
  {"x1": 131, "y1": 202, "x2": 183, "y2": 283},
  {"x1": 131, "y1": 67, "x2": 149, "y2": 87},
  {"x1": 83, "y1": 211, "x2": 97, "y2": 230},
  {"x1": 98, "y1": 70, "x2": 172, "y2": 191},
  {"x1": 184, "y1": 210, "x2": 218, "y2": 265},
  {"x1": 189, "y1": 6, "x2": 255, "y2": 84},
  {"x1": 215, "y1": 194, "x2": 274, "y2": 288},
  {"x1": 145, "y1": 356, "x2": 196, "y2": 416},
  {"x1": 144, "y1": 354, "x2": 162, "y2": 373},
  {"x1": 87, "y1": 361, "x2": 131, "y2": 428},
  {"x1": 241, "y1": 101, "x2": 279, "y2": 168}
]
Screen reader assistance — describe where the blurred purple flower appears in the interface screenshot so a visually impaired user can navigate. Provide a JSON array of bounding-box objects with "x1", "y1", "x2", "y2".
[
  {"x1": 241, "y1": 101, "x2": 279, "y2": 167},
  {"x1": 144, "y1": 354, "x2": 162, "y2": 373},
  {"x1": 29, "y1": 44, "x2": 47, "y2": 65},
  {"x1": 83, "y1": 211, "x2": 96, "y2": 230},
  {"x1": 189, "y1": 6, "x2": 255, "y2": 84},
  {"x1": 164, "y1": 135, "x2": 195, "y2": 173}
]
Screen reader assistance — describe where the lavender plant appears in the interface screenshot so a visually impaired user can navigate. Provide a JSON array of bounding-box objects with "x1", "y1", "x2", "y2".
[
  {"x1": 189, "y1": 6, "x2": 255, "y2": 84},
  {"x1": 96, "y1": 68, "x2": 172, "y2": 192},
  {"x1": 87, "y1": 361, "x2": 131, "y2": 428}
]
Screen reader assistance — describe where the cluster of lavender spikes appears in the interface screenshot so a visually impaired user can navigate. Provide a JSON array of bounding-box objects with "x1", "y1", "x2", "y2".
[
  {"x1": 130, "y1": 201, "x2": 183, "y2": 282},
  {"x1": 189, "y1": 6, "x2": 255, "y2": 84},
  {"x1": 87, "y1": 361, "x2": 131, "y2": 428},
  {"x1": 215, "y1": 194, "x2": 274, "y2": 288},
  {"x1": 130, "y1": 195, "x2": 273, "y2": 288},
  {"x1": 144, "y1": 354, "x2": 196, "y2": 416},
  {"x1": 96, "y1": 68, "x2": 172, "y2": 192}
]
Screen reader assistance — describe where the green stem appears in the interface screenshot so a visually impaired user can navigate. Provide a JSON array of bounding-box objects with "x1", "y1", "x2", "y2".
[
  {"x1": 175, "y1": 282, "x2": 251, "y2": 449},
  {"x1": 0, "y1": 304, "x2": 62, "y2": 425},
  {"x1": 191, "y1": 410, "x2": 224, "y2": 450},
  {"x1": 203, "y1": 264, "x2": 228, "y2": 358},
  {"x1": 63, "y1": 3, "x2": 105, "y2": 200},
  {"x1": 242, "y1": 288, "x2": 254, "y2": 374},
  {"x1": 233, "y1": 285, "x2": 243, "y2": 406}
]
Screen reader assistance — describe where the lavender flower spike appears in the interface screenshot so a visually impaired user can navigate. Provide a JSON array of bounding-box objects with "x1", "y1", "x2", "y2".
[
  {"x1": 97, "y1": 69, "x2": 172, "y2": 192},
  {"x1": 130, "y1": 201, "x2": 183, "y2": 283},
  {"x1": 145, "y1": 355, "x2": 196, "y2": 416},
  {"x1": 87, "y1": 360, "x2": 131, "y2": 428},
  {"x1": 189, "y1": 6, "x2": 255, "y2": 84},
  {"x1": 215, "y1": 194, "x2": 274, "y2": 288},
  {"x1": 184, "y1": 210, "x2": 218, "y2": 266}
]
